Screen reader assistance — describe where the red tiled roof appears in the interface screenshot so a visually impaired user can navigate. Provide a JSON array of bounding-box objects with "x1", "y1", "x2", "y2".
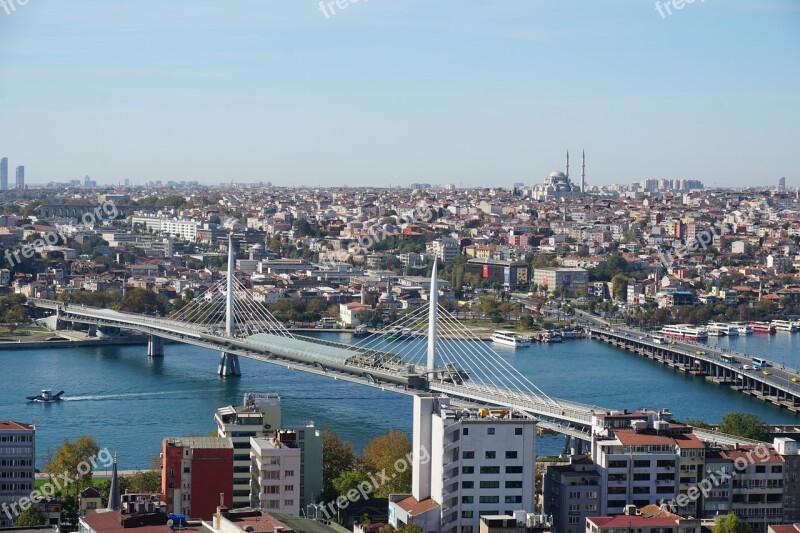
[
  {"x1": 0, "y1": 421, "x2": 34, "y2": 431},
  {"x1": 615, "y1": 429, "x2": 677, "y2": 447},
  {"x1": 394, "y1": 496, "x2": 440, "y2": 515},
  {"x1": 587, "y1": 515, "x2": 678, "y2": 529}
]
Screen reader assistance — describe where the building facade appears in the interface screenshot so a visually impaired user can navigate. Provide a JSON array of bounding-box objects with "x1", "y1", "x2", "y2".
[
  {"x1": 543, "y1": 457, "x2": 600, "y2": 533},
  {"x1": 251, "y1": 432, "x2": 302, "y2": 515},
  {"x1": 161, "y1": 436, "x2": 233, "y2": 520},
  {"x1": 465, "y1": 259, "x2": 530, "y2": 290},
  {"x1": 532, "y1": 268, "x2": 588, "y2": 297},
  {"x1": 15, "y1": 166, "x2": 24, "y2": 190},
  {"x1": 0, "y1": 421, "x2": 35, "y2": 527}
]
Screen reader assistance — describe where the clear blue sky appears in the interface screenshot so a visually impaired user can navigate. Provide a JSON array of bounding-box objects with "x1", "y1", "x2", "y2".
[{"x1": 0, "y1": 0, "x2": 798, "y2": 188}]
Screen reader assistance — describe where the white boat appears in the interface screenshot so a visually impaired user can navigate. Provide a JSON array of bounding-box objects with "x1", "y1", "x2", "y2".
[
  {"x1": 490, "y1": 330, "x2": 531, "y2": 348},
  {"x1": 770, "y1": 320, "x2": 798, "y2": 333},
  {"x1": 706, "y1": 323, "x2": 728, "y2": 337},
  {"x1": 730, "y1": 322, "x2": 752, "y2": 335},
  {"x1": 659, "y1": 324, "x2": 708, "y2": 340},
  {"x1": 541, "y1": 332, "x2": 563, "y2": 343},
  {"x1": 26, "y1": 389, "x2": 65, "y2": 403}
]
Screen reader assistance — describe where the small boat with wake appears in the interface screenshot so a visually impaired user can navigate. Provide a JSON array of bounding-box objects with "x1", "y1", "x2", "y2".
[{"x1": 26, "y1": 389, "x2": 64, "y2": 403}]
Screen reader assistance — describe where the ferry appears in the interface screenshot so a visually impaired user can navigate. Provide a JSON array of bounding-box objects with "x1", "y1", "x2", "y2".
[
  {"x1": 730, "y1": 322, "x2": 752, "y2": 335},
  {"x1": 353, "y1": 324, "x2": 369, "y2": 337},
  {"x1": 490, "y1": 330, "x2": 531, "y2": 348},
  {"x1": 770, "y1": 320, "x2": 799, "y2": 333},
  {"x1": 659, "y1": 325, "x2": 708, "y2": 340},
  {"x1": 705, "y1": 323, "x2": 729, "y2": 337},
  {"x1": 750, "y1": 321, "x2": 776, "y2": 334},
  {"x1": 383, "y1": 326, "x2": 415, "y2": 341}
]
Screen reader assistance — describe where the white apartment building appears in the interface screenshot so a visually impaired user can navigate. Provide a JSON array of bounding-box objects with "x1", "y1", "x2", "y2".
[
  {"x1": 216, "y1": 394, "x2": 282, "y2": 508},
  {"x1": 427, "y1": 238, "x2": 460, "y2": 265},
  {"x1": 250, "y1": 432, "x2": 302, "y2": 516},
  {"x1": 390, "y1": 397, "x2": 537, "y2": 533},
  {"x1": 130, "y1": 215, "x2": 199, "y2": 241}
]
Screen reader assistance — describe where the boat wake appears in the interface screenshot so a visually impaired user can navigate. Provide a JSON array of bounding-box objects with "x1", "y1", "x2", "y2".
[{"x1": 63, "y1": 391, "x2": 197, "y2": 401}]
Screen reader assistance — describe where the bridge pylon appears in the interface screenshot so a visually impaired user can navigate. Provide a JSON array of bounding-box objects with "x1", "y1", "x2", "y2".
[
  {"x1": 219, "y1": 234, "x2": 241, "y2": 377},
  {"x1": 147, "y1": 335, "x2": 164, "y2": 358}
]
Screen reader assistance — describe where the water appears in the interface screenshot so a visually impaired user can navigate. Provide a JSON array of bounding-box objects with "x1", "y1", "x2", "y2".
[{"x1": 2, "y1": 332, "x2": 799, "y2": 470}]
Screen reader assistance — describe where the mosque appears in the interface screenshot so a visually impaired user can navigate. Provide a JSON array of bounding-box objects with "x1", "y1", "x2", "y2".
[{"x1": 530, "y1": 150, "x2": 586, "y2": 201}]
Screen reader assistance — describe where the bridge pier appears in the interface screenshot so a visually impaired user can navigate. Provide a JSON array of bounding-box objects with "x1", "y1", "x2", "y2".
[
  {"x1": 218, "y1": 352, "x2": 241, "y2": 377},
  {"x1": 147, "y1": 335, "x2": 164, "y2": 358}
]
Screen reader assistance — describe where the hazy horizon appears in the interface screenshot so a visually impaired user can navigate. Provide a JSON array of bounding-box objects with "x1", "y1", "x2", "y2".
[{"x1": 1, "y1": 1, "x2": 798, "y2": 188}]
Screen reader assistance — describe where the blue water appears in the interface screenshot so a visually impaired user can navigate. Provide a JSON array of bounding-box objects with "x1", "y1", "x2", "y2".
[{"x1": 2, "y1": 332, "x2": 798, "y2": 470}]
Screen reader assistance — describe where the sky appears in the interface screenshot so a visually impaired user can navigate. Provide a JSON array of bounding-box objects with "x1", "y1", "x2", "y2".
[{"x1": 0, "y1": 0, "x2": 798, "y2": 188}]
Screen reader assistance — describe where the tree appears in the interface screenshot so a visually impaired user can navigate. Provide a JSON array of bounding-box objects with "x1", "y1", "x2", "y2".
[
  {"x1": 714, "y1": 513, "x2": 753, "y2": 533},
  {"x1": 718, "y1": 412, "x2": 769, "y2": 441},
  {"x1": 322, "y1": 430, "x2": 359, "y2": 502},
  {"x1": 126, "y1": 470, "x2": 161, "y2": 493},
  {"x1": 361, "y1": 429, "x2": 412, "y2": 497},
  {"x1": 611, "y1": 274, "x2": 628, "y2": 302},
  {"x1": 685, "y1": 419, "x2": 711, "y2": 430},
  {"x1": 332, "y1": 469, "x2": 370, "y2": 497},
  {"x1": 15, "y1": 505, "x2": 45, "y2": 527},
  {"x1": 43, "y1": 436, "x2": 100, "y2": 494}
]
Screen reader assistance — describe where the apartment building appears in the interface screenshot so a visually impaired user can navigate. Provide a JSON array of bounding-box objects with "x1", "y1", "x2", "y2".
[
  {"x1": 215, "y1": 394, "x2": 322, "y2": 511},
  {"x1": 390, "y1": 397, "x2": 537, "y2": 533},
  {"x1": 532, "y1": 268, "x2": 588, "y2": 297},
  {"x1": 161, "y1": 436, "x2": 233, "y2": 520},
  {"x1": 542, "y1": 456, "x2": 600, "y2": 533},
  {"x1": 131, "y1": 216, "x2": 199, "y2": 242},
  {"x1": 0, "y1": 421, "x2": 35, "y2": 527},
  {"x1": 251, "y1": 432, "x2": 302, "y2": 515},
  {"x1": 427, "y1": 237, "x2": 460, "y2": 265}
]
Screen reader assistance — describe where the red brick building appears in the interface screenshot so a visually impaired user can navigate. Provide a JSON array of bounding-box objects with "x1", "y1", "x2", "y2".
[{"x1": 161, "y1": 437, "x2": 234, "y2": 520}]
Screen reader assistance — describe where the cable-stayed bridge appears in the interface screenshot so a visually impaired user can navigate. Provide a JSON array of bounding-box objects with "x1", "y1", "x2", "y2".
[{"x1": 27, "y1": 240, "x2": 762, "y2": 447}]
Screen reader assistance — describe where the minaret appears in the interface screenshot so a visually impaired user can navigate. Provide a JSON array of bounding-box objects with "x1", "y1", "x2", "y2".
[
  {"x1": 565, "y1": 150, "x2": 570, "y2": 178},
  {"x1": 581, "y1": 150, "x2": 586, "y2": 193},
  {"x1": 107, "y1": 451, "x2": 120, "y2": 511}
]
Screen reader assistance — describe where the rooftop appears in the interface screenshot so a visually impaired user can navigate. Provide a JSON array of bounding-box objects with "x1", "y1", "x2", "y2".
[
  {"x1": 0, "y1": 421, "x2": 34, "y2": 431},
  {"x1": 164, "y1": 437, "x2": 232, "y2": 449}
]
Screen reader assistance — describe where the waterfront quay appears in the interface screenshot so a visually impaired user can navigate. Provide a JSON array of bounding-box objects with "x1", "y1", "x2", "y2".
[{"x1": 588, "y1": 325, "x2": 800, "y2": 413}]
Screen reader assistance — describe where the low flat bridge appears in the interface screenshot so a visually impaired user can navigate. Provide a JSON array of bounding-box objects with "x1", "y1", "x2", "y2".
[{"x1": 588, "y1": 326, "x2": 800, "y2": 413}]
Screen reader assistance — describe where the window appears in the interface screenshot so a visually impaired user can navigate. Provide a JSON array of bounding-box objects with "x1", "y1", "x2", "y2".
[
  {"x1": 515, "y1": 428, "x2": 523, "y2": 435},
  {"x1": 462, "y1": 451, "x2": 474, "y2": 459},
  {"x1": 505, "y1": 495, "x2": 522, "y2": 504},
  {"x1": 505, "y1": 481, "x2": 523, "y2": 488},
  {"x1": 568, "y1": 504, "x2": 579, "y2": 512},
  {"x1": 264, "y1": 457, "x2": 280, "y2": 465},
  {"x1": 461, "y1": 496, "x2": 474, "y2": 504},
  {"x1": 264, "y1": 486, "x2": 280, "y2": 494},
  {"x1": 568, "y1": 517, "x2": 580, "y2": 525},
  {"x1": 264, "y1": 471, "x2": 280, "y2": 479},
  {"x1": 284, "y1": 485, "x2": 294, "y2": 491},
  {"x1": 266, "y1": 500, "x2": 280, "y2": 509},
  {"x1": 485, "y1": 451, "x2": 496, "y2": 459},
  {"x1": 505, "y1": 451, "x2": 518, "y2": 459},
  {"x1": 462, "y1": 511, "x2": 473, "y2": 519},
  {"x1": 463, "y1": 428, "x2": 469, "y2": 436},
  {"x1": 755, "y1": 465, "x2": 766, "y2": 473},
  {"x1": 585, "y1": 504, "x2": 597, "y2": 512},
  {"x1": 487, "y1": 428, "x2": 495, "y2": 435},
  {"x1": 285, "y1": 470, "x2": 294, "y2": 477},
  {"x1": 771, "y1": 466, "x2": 783, "y2": 474},
  {"x1": 462, "y1": 466, "x2": 474, "y2": 474},
  {"x1": 462, "y1": 481, "x2": 474, "y2": 489},
  {"x1": 284, "y1": 500, "x2": 294, "y2": 507},
  {"x1": 479, "y1": 496, "x2": 499, "y2": 504},
  {"x1": 480, "y1": 466, "x2": 500, "y2": 474},
  {"x1": 633, "y1": 473, "x2": 651, "y2": 481},
  {"x1": 479, "y1": 481, "x2": 499, "y2": 489},
  {"x1": 461, "y1": 527, "x2": 473, "y2": 533},
  {"x1": 506, "y1": 466, "x2": 523, "y2": 474},
  {"x1": 634, "y1": 460, "x2": 650, "y2": 468}
]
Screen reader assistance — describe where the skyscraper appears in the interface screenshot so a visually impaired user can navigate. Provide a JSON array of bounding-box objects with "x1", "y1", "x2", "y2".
[
  {"x1": 779, "y1": 176, "x2": 786, "y2": 191},
  {"x1": 0, "y1": 158, "x2": 7, "y2": 190},
  {"x1": 15, "y1": 166, "x2": 24, "y2": 189}
]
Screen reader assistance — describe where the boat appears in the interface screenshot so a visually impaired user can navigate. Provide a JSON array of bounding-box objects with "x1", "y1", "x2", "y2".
[
  {"x1": 26, "y1": 389, "x2": 64, "y2": 403},
  {"x1": 705, "y1": 323, "x2": 728, "y2": 337},
  {"x1": 353, "y1": 325, "x2": 369, "y2": 337},
  {"x1": 559, "y1": 328, "x2": 581, "y2": 339},
  {"x1": 730, "y1": 322, "x2": 752, "y2": 335},
  {"x1": 490, "y1": 330, "x2": 531, "y2": 348},
  {"x1": 750, "y1": 321, "x2": 776, "y2": 334},
  {"x1": 383, "y1": 326, "x2": 415, "y2": 341},
  {"x1": 541, "y1": 332, "x2": 563, "y2": 343},
  {"x1": 659, "y1": 324, "x2": 708, "y2": 340},
  {"x1": 770, "y1": 320, "x2": 798, "y2": 333}
]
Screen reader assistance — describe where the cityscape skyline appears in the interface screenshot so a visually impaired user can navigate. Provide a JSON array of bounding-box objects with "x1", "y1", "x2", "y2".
[{"x1": 1, "y1": 1, "x2": 798, "y2": 187}]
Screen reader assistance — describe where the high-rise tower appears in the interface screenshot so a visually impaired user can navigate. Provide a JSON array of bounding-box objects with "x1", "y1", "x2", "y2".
[
  {"x1": 581, "y1": 150, "x2": 586, "y2": 193},
  {"x1": 15, "y1": 166, "x2": 24, "y2": 190},
  {"x1": 0, "y1": 158, "x2": 7, "y2": 191}
]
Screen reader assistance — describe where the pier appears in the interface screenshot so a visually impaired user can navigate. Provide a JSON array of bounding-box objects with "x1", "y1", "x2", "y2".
[{"x1": 588, "y1": 325, "x2": 800, "y2": 413}]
